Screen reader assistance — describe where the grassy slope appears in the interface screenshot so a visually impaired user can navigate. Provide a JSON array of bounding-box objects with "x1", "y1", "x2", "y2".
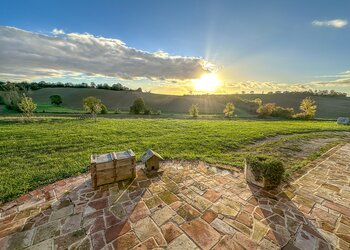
[
  {"x1": 1, "y1": 117, "x2": 349, "y2": 202},
  {"x1": 28, "y1": 88, "x2": 350, "y2": 118}
]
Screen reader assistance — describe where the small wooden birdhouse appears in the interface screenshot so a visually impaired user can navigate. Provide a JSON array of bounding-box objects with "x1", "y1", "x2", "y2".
[{"x1": 141, "y1": 149, "x2": 163, "y2": 172}]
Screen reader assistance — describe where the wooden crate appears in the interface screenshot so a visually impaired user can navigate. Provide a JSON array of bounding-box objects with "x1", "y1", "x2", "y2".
[{"x1": 90, "y1": 150, "x2": 136, "y2": 188}]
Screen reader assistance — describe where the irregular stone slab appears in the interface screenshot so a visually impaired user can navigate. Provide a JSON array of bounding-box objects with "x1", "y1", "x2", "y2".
[
  {"x1": 129, "y1": 201, "x2": 150, "y2": 223},
  {"x1": 151, "y1": 206, "x2": 176, "y2": 226},
  {"x1": 112, "y1": 232, "x2": 139, "y2": 250},
  {"x1": 50, "y1": 205, "x2": 74, "y2": 221},
  {"x1": 62, "y1": 213, "x2": 82, "y2": 234},
  {"x1": 54, "y1": 228, "x2": 85, "y2": 250},
  {"x1": 158, "y1": 190, "x2": 179, "y2": 205},
  {"x1": 211, "y1": 218, "x2": 236, "y2": 235},
  {"x1": 33, "y1": 221, "x2": 60, "y2": 244},
  {"x1": 181, "y1": 219, "x2": 220, "y2": 250},
  {"x1": 161, "y1": 222, "x2": 182, "y2": 244},
  {"x1": 133, "y1": 217, "x2": 165, "y2": 245},
  {"x1": 251, "y1": 220, "x2": 268, "y2": 242},
  {"x1": 28, "y1": 239, "x2": 54, "y2": 250},
  {"x1": 177, "y1": 204, "x2": 201, "y2": 221},
  {"x1": 7, "y1": 229, "x2": 35, "y2": 249},
  {"x1": 211, "y1": 202, "x2": 238, "y2": 218},
  {"x1": 203, "y1": 189, "x2": 221, "y2": 203},
  {"x1": 201, "y1": 210, "x2": 218, "y2": 223},
  {"x1": 213, "y1": 235, "x2": 245, "y2": 250},
  {"x1": 192, "y1": 195, "x2": 212, "y2": 212},
  {"x1": 105, "y1": 220, "x2": 131, "y2": 243},
  {"x1": 167, "y1": 234, "x2": 198, "y2": 250},
  {"x1": 144, "y1": 196, "x2": 163, "y2": 210}
]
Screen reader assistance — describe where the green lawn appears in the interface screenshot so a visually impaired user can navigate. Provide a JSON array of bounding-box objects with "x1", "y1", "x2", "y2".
[
  {"x1": 0, "y1": 117, "x2": 349, "y2": 202},
  {"x1": 35, "y1": 103, "x2": 85, "y2": 113}
]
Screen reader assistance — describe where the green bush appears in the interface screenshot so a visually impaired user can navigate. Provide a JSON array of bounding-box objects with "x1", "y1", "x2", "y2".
[
  {"x1": 143, "y1": 109, "x2": 151, "y2": 115},
  {"x1": 100, "y1": 104, "x2": 108, "y2": 114},
  {"x1": 189, "y1": 104, "x2": 199, "y2": 118},
  {"x1": 130, "y1": 97, "x2": 146, "y2": 114},
  {"x1": 271, "y1": 107, "x2": 294, "y2": 119},
  {"x1": 49, "y1": 95, "x2": 63, "y2": 106},
  {"x1": 114, "y1": 108, "x2": 121, "y2": 114},
  {"x1": 246, "y1": 155, "x2": 284, "y2": 188}
]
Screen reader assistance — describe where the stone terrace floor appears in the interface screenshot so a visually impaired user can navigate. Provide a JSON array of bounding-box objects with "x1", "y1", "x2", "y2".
[{"x1": 0, "y1": 144, "x2": 350, "y2": 250}]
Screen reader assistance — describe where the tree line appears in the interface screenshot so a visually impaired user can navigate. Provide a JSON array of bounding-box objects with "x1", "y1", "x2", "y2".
[
  {"x1": 188, "y1": 97, "x2": 317, "y2": 120},
  {"x1": 0, "y1": 81, "x2": 140, "y2": 92}
]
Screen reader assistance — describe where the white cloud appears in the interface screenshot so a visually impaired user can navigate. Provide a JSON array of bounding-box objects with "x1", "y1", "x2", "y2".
[
  {"x1": 51, "y1": 28, "x2": 65, "y2": 35},
  {"x1": 312, "y1": 19, "x2": 348, "y2": 28},
  {"x1": 0, "y1": 26, "x2": 211, "y2": 81}
]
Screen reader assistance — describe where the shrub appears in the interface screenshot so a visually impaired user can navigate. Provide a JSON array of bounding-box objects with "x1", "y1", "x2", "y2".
[
  {"x1": 189, "y1": 104, "x2": 199, "y2": 118},
  {"x1": 49, "y1": 95, "x2": 62, "y2": 106},
  {"x1": 83, "y1": 96, "x2": 103, "y2": 120},
  {"x1": 246, "y1": 155, "x2": 284, "y2": 188},
  {"x1": 114, "y1": 108, "x2": 121, "y2": 114},
  {"x1": 271, "y1": 106, "x2": 294, "y2": 119},
  {"x1": 18, "y1": 95, "x2": 37, "y2": 118},
  {"x1": 3, "y1": 90, "x2": 21, "y2": 111},
  {"x1": 0, "y1": 95, "x2": 4, "y2": 104},
  {"x1": 130, "y1": 97, "x2": 146, "y2": 114},
  {"x1": 155, "y1": 110, "x2": 161, "y2": 115},
  {"x1": 223, "y1": 102, "x2": 235, "y2": 118},
  {"x1": 256, "y1": 103, "x2": 276, "y2": 118},
  {"x1": 143, "y1": 109, "x2": 151, "y2": 115},
  {"x1": 100, "y1": 104, "x2": 108, "y2": 114}
]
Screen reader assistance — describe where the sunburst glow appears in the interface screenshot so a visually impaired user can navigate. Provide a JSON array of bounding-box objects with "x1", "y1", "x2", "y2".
[{"x1": 194, "y1": 73, "x2": 221, "y2": 92}]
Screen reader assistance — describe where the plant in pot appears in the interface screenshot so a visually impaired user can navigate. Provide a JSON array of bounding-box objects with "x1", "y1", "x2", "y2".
[{"x1": 245, "y1": 155, "x2": 284, "y2": 189}]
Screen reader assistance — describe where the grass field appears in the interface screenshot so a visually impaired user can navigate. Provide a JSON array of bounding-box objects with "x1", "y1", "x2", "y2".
[
  {"x1": 1, "y1": 117, "x2": 349, "y2": 202},
  {"x1": 28, "y1": 88, "x2": 350, "y2": 118}
]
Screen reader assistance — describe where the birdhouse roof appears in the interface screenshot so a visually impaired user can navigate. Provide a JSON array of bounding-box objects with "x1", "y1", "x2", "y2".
[{"x1": 140, "y1": 149, "x2": 164, "y2": 162}]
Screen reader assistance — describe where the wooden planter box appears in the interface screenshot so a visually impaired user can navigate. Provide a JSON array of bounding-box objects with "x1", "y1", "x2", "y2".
[
  {"x1": 90, "y1": 150, "x2": 136, "y2": 188},
  {"x1": 244, "y1": 160, "x2": 266, "y2": 188}
]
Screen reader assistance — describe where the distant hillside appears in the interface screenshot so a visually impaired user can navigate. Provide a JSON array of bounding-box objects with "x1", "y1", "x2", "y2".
[{"x1": 28, "y1": 88, "x2": 350, "y2": 118}]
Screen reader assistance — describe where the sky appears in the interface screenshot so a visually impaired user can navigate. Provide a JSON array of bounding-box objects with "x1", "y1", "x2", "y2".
[{"x1": 0, "y1": 0, "x2": 349, "y2": 95}]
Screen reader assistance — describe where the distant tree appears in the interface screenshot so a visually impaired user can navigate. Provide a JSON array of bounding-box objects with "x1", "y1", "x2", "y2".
[
  {"x1": 295, "y1": 97, "x2": 317, "y2": 119},
  {"x1": 254, "y1": 98, "x2": 263, "y2": 106},
  {"x1": 100, "y1": 104, "x2": 108, "y2": 114},
  {"x1": 143, "y1": 108, "x2": 151, "y2": 115},
  {"x1": 114, "y1": 108, "x2": 122, "y2": 114},
  {"x1": 223, "y1": 102, "x2": 235, "y2": 118},
  {"x1": 257, "y1": 103, "x2": 276, "y2": 118},
  {"x1": 130, "y1": 97, "x2": 146, "y2": 114},
  {"x1": 189, "y1": 104, "x2": 199, "y2": 118},
  {"x1": 83, "y1": 96, "x2": 103, "y2": 120},
  {"x1": 3, "y1": 90, "x2": 21, "y2": 111},
  {"x1": 135, "y1": 87, "x2": 143, "y2": 92},
  {"x1": 18, "y1": 95, "x2": 37, "y2": 118},
  {"x1": 49, "y1": 95, "x2": 62, "y2": 106}
]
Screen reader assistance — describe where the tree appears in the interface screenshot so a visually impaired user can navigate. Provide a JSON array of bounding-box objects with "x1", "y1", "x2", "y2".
[
  {"x1": 299, "y1": 97, "x2": 317, "y2": 119},
  {"x1": 3, "y1": 90, "x2": 21, "y2": 111},
  {"x1": 189, "y1": 104, "x2": 199, "y2": 118},
  {"x1": 223, "y1": 102, "x2": 235, "y2": 118},
  {"x1": 130, "y1": 97, "x2": 146, "y2": 114},
  {"x1": 18, "y1": 95, "x2": 37, "y2": 118},
  {"x1": 256, "y1": 103, "x2": 276, "y2": 118},
  {"x1": 49, "y1": 95, "x2": 62, "y2": 106},
  {"x1": 254, "y1": 98, "x2": 263, "y2": 106},
  {"x1": 83, "y1": 96, "x2": 103, "y2": 120}
]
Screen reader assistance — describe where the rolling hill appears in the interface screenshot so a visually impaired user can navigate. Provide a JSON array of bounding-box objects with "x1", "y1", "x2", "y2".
[{"x1": 24, "y1": 88, "x2": 350, "y2": 118}]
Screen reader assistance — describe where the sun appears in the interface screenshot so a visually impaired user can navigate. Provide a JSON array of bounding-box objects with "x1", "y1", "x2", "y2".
[{"x1": 194, "y1": 73, "x2": 221, "y2": 92}]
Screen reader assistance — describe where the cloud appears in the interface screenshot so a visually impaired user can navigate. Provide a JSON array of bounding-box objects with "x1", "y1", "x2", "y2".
[
  {"x1": 312, "y1": 19, "x2": 348, "y2": 28},
  {"x1": 0, "y1": 26, "x2": 211, "y2": 81},
  {"x1": 51, "y1": 28, "x2": 65, "y2": 35}
]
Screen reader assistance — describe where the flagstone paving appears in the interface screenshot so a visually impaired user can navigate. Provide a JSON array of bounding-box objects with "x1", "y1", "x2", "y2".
[{"x1": 0, "y1": 143, "x2": 349, "y2": 249}]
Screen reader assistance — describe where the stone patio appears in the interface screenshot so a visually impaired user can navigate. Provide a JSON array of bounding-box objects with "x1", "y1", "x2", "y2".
[{"x1": 0, "y1": 144, "x2": 349, "y2": 250}]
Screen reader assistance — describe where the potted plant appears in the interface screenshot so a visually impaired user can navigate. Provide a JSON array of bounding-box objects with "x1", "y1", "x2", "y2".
[{"x1": 245, "y1": 155, "x2": 284, "y2": 189}]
